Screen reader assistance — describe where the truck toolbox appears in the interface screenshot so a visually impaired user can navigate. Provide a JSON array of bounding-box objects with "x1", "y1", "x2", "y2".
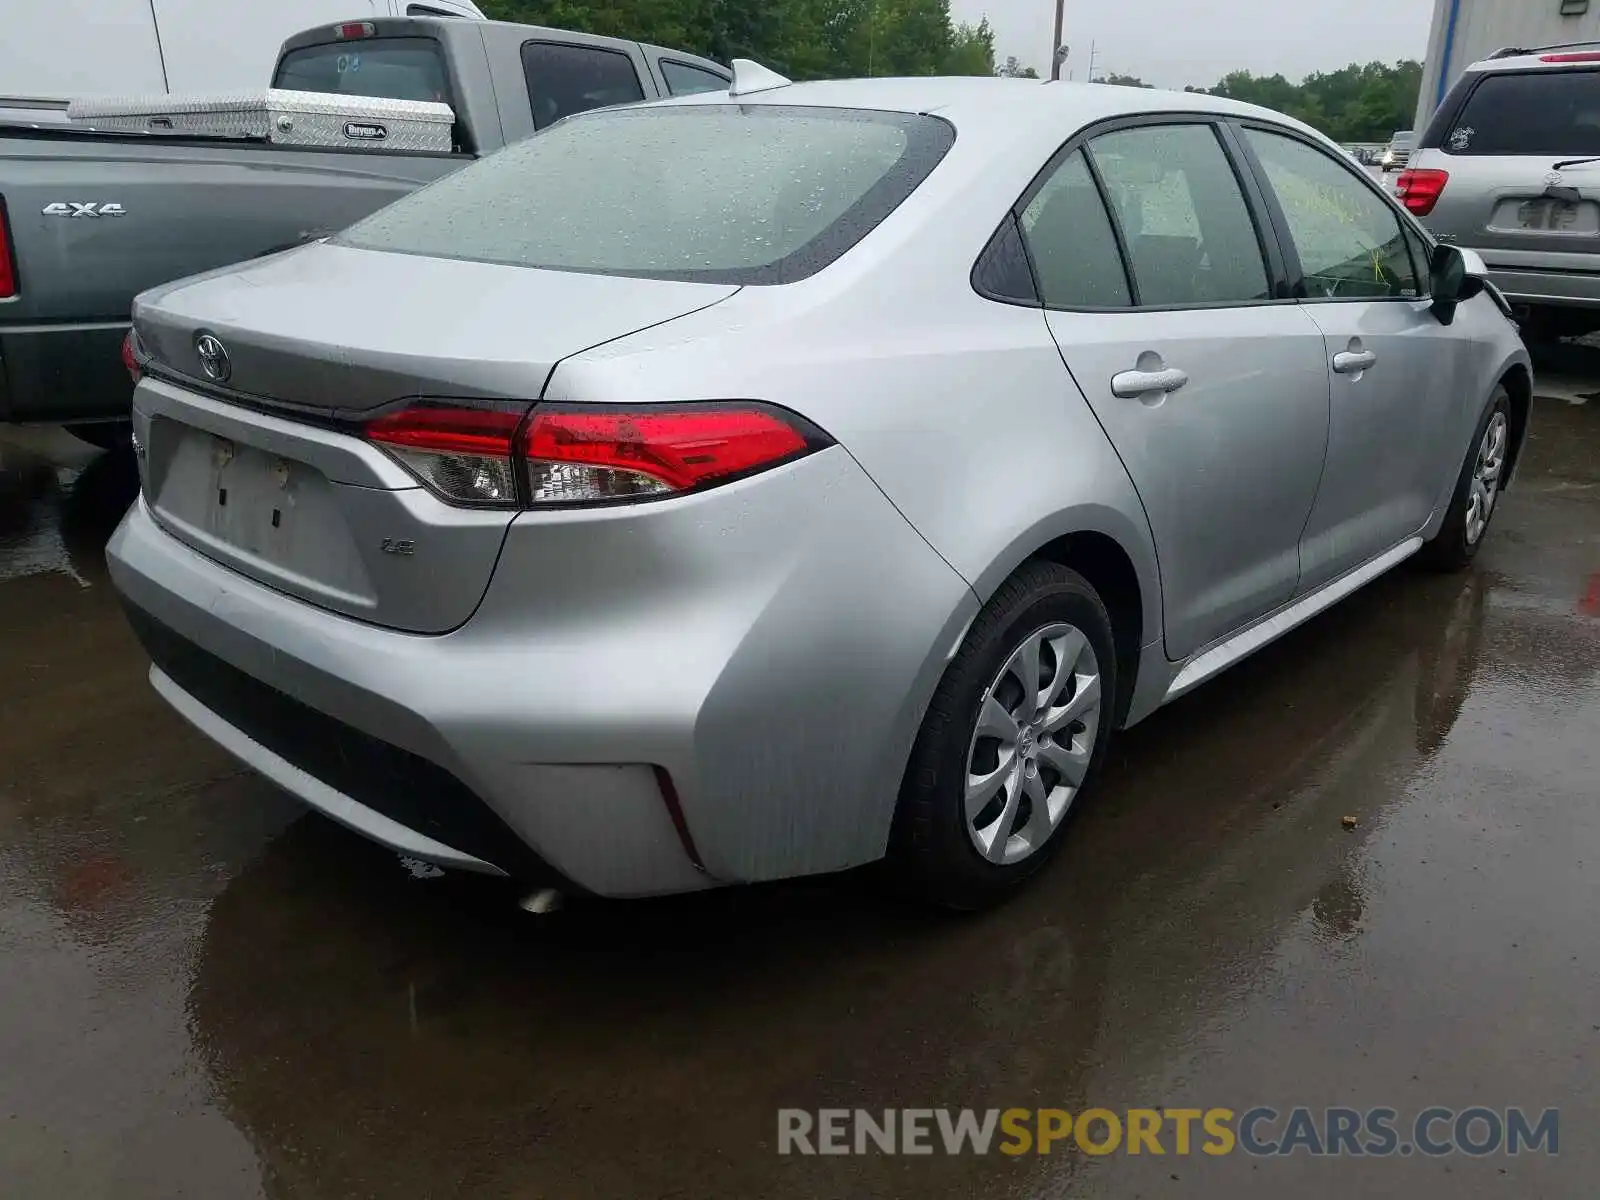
[{"x1": 66, "y1": 90, "x2": 455, "y2": 153}]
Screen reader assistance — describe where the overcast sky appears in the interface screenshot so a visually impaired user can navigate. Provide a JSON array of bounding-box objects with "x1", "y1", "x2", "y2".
[{"x1": 952, "y1": 0, "x2": 1437, "y2": 88}]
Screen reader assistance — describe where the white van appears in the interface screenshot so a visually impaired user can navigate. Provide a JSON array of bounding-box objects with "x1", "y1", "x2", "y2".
[{"x1": 0, "y1": 0, "x2": 485, "y2": 102}]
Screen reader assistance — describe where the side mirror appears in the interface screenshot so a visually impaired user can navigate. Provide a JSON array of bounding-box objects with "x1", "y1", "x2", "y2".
[{"x1": 1430, "y1": 244, "x2": 1487, "y2": 326}]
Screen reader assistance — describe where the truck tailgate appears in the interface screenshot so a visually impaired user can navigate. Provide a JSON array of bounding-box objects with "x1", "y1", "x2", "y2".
[
  {"x1": 0, "y1": 132, "x2": 460, "y2": 322},
  {"x1": 0, "y1": 129, "x2": 461, "y2": 419}
]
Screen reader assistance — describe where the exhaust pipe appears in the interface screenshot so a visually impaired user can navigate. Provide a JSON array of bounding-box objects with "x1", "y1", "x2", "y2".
[{"x1": 518, "y1": 887, "x2": 564, "y2": 915}]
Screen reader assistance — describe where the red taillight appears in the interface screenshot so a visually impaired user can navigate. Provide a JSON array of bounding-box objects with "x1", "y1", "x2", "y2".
[
  {"x1": 365, "y1": 401, "x2": 827, "y2": 508},
  {"x1": 121, "y1": 329, "x2": 142, "y2": 383},
  {"x1": 1542, "y1": 51, "x2": 1600, "y2": 62},
  {"x1": 522, "y1": 405, "x2": 813, "y2": 502},
  {"x1": 334, "y1": 20, "x2": 376, "y2": 38},
  {"x1": 1396, "y1": 168, "x2": 1449, "y2": 216},
  {"x1": 0, "y1": 198, "x2": 17, "y2": 299}
]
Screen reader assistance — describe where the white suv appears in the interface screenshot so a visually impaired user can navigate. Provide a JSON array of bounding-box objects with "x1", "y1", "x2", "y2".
[{"x1": 1403, "y1": 44, "x2": 1600, "y2": 339}]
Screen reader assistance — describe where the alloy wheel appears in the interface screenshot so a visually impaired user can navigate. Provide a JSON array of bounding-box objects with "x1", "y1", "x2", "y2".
[
  {"x1": 964, "y1": 622, "x2": 1103, "y2": 866},
  {"x1": 1465, "y1": 410, "x2": 1509, "y2": 547}
]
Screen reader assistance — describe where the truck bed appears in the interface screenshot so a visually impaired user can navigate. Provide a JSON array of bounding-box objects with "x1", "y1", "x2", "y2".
[{"x1": 0, "y1": 122, "x2": 465, "y2": 422}]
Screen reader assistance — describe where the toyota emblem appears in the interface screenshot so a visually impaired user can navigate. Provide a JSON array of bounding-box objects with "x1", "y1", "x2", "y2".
[{"x1": 195, "y1": 332, "x2": 231, "y2": 383}]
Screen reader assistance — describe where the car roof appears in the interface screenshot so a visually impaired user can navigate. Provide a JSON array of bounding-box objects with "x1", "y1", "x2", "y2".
[
  {"x1": 650, "y1": 74, "x2": 1327, "y2": 148},
  {"x1": 1465, "y1": 45, "x2": 1600, "y2": 73}
]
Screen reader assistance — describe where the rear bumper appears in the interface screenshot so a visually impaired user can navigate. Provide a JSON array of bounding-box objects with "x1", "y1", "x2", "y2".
[
  {"x1": 1470, "y1": 259, "x2": 1600, "y2": 310},
  {"x1": 0, "y1": 321, "x2": 131, "y2": 422},
  {"x1": 106, "y1": 449, "x2": 978, "y2": 897}
]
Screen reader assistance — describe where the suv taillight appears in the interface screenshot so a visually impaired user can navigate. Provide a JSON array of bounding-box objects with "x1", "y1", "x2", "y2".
[
  {"x1": 121, "y1": 328, "x2": 145, "y2": 382},
  {"x1": 1396, "y1": 168, "x2": 1449, "y2": 216},
  {"x1": 0, "y1": 198, "x2": 17, "y2": 299},
  {"x1": 365, "y1": 401, "x2": 831, "y2": 508}
]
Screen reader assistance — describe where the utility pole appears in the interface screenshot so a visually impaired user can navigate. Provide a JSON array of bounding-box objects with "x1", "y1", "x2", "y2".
[
  {"x1": 1050, "y1": 0, "x2": 1066, "y2": 81},
  {"x1": 1089, "y1": 40, "x2": 1099, "y2": 82}
]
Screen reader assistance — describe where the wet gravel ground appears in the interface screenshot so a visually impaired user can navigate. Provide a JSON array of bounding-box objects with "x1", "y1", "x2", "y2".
[{"x1": 0, "y1": 342, "x2": 1596, "y2": 1198}]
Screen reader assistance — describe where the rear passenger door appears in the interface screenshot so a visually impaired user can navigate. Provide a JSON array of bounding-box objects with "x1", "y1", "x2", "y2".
[
  {"x1": 1030, "y1": 119, "x2": 1332, "y2": 662},
  {"x1": 1237, "y1": 124, "x2": 1462, "y2": 592}
]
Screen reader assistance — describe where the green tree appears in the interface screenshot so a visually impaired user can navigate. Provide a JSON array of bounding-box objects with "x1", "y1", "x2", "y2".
[
  {"x1": 1188, "y1": 60, "x2": 1422, "y2": 143},
  {"x1": 479, "y1": 0, "x2": 995, "y2": 79},
  {"x1": 943, "y1": 18, "x2": 997, "y2": 76},
  {"x1": 997, "y1": 55, "x2": 1039, "y2": 79},
  {"x1": 1092, "y1": 72, "x2": 1151, "y2": 88}
]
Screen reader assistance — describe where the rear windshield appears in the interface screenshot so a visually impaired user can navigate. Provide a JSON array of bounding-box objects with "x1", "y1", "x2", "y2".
[
  {"x1": 273, "y1": 37, "x2": 452, "y2": 104},
  {"x1": 1443, "y1": 69, "x2": 1600, "y2": 156},
  {"x1": 336, "y1": 105, "x2": 955, "y2": 284}
]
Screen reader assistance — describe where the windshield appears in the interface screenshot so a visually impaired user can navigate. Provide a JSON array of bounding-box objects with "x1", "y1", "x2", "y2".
[
  {"x1": 274, "y1": 37, "x2": 452, "y2": 104},
  {"x1": 1443, "y1": 69, "x2": 1600, "y2": 156},
  {"x1": 336, "y1": 105, "x2": 955, "y2": 284}
]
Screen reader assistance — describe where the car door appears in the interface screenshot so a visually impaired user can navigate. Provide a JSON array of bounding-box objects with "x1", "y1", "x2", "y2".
[
  {"x1": 1238, "y1": 124, "x2": 1464, "y2": 593},
  {"x1": 1030, "y1": 119, "x2": 1331, "y2": 662}
]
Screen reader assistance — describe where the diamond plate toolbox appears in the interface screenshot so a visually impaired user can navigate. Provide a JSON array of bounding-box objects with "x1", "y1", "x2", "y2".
[{"x1": 67, "y1": 89, "x2": 455, "y2": 152}]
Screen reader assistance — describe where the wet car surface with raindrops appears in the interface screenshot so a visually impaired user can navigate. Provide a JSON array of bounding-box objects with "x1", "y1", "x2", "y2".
[{"x1": 1, "y1": 334, "x2": 1598, "y2": 1197}]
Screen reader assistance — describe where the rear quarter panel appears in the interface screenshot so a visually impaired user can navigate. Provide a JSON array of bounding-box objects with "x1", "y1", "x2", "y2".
[{"x1": 546, "y1": 163, "x2": 1166, "y2": 673}]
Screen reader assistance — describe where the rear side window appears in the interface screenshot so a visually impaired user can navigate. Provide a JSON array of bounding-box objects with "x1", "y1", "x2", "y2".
[
  {"x1": 661, "y1": 60, "x2": 729, "y2": 97},
  {"x1": 521, "y1": 42, "x2": 645, "y2": 130},
  {"x1": 1089, "y1": 123, "x2": 1270, "y2": 307},
  {"x1": 1018, "y1": 150, "x2": 1131, "y2": 308},
  {"x1": 1444, "y1": 69, "x2": 1600, "y2": 156},
  {"x1": 274, "y1": 37, "x2": 451, "y2": 104},
  {"x1": 338, "y1": 105, "x2": 954, "y2": 284}
]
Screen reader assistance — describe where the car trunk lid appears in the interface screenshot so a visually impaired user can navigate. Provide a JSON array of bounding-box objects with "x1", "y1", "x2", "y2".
[
  {"x1": 134, "y1": 242, "x2": 739, "y2": 414},
  {"x1": 132, "y1": 243, "x2": 739, "y2": 632}
]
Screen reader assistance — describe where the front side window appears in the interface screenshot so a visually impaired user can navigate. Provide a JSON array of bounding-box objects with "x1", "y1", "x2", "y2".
[
  {"x1": 1443, "y1": 69, "x2": 1600, "y2": 156},
  {"x1": 1088, "y1": 123, "x2": 1271, "y2": 307},
  {"x1": 1017, "y1": 150, "x2": 1131, "y2": 308},
  {"x1": 1245, "y1": 128, "x2": 1420, "y2": 300},
  {"x1": 661, "y1": 60, "x2": 729, "y2": 97},
  {"x1": 521, "y1": 42, "x2": 645, "y2": 130},
  {"x1": 338, "y1": 106, "x2": 954, "y2": 284}
]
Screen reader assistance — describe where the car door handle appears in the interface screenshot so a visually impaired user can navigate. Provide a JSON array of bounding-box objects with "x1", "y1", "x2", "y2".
[
  {"x1": 1332, "y1": 350, "x2": 1377, "y2": 374},
  {"x1": 1111, "y1": 367, "x2": 1189, "y2": 398}
]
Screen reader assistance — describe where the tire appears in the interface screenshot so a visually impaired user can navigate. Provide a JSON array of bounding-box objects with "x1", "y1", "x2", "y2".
[
  {"x1": 889, "y1": 561, "x2": 1118, "y2": 910},
  {"x1": 1418, "y1": 387, "x2": 1512, "y2": 572},
  {"x1": 65, "y1": 421, "x2": 132, "y2": 452}
]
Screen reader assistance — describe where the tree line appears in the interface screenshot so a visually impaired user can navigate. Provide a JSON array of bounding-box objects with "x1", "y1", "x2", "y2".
[
  {"x1": 480, "y1": 0, "x2": 997, "y2": 77},
  {"x1": 483, "y1": 0, "x2": 1421, "y2": 145},
  {"x1": 1109, "y1": 61, "x2": 1423, "y2": 144}
]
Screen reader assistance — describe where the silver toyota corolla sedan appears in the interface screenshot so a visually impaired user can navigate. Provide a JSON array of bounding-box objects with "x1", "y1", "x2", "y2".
[{"x1": 107, "y1": 68, "x2": 1532, "y2": 909}]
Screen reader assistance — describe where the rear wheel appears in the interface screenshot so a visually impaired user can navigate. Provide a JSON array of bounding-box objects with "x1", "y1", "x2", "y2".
[
  {"x1": 889, "y1": 561, "x2": 1117, "y2": 910},
  {"x1": 1419, "y1": 388, "x2": 1511, "y2": 572}
]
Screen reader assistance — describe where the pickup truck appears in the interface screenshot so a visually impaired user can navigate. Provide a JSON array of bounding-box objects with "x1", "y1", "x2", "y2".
[{"x1": 0, "y1": 17, "x2": 731, "y2": 446}]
